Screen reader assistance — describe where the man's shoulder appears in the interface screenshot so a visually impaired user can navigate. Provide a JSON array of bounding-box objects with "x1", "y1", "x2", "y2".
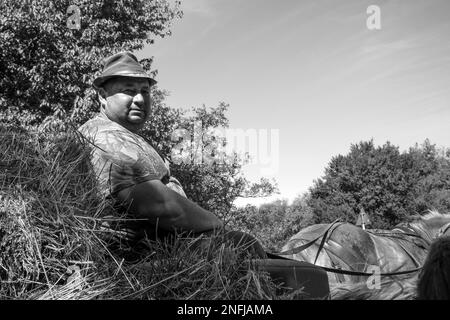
[
  {"x1": 78, "y1": 114, "x2": 118, "y2": 137},
  {"x1": 77, "y1": 115, "x2": 155, "y2": 164},
  {"x1": 78, "y1": 115, "x2": 135, "y2": 148}
]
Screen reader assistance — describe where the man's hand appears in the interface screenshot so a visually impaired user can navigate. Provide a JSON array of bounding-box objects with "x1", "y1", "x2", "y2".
[{"x1": 117, "y1": 179, "x2": 223, "y2": 233}]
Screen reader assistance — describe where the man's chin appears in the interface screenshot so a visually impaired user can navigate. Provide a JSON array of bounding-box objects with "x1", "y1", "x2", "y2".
[{"x1": 127, "y1": 114, "x2": 147, "y2": 124}]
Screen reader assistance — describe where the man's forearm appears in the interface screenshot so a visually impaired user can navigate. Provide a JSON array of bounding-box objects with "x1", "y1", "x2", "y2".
[
  {"x1": 118, "y1": 180, "x2": 223, "y2": 233},
  {"x1": 164, "y1": 191, "x2": 224, "y2": 232}
]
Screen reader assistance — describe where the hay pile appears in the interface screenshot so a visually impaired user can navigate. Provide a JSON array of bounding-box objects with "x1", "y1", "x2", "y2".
[{"x1": 0, "y1": 124, "x2": 280, "y2": 300}]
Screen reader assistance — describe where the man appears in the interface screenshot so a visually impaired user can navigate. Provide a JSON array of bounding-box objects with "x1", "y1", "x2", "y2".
[
  {"x1": 78, "y1": 52, "x2": 330, "y2": 298},
  {"x1": 78, "y1": 51, "x2": 263, "y2": 253}
]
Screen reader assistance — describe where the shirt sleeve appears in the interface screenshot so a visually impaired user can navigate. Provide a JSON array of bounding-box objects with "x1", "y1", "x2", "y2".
[{"x1": 167, "y1": 176, "x2": 187, "y2": 198}]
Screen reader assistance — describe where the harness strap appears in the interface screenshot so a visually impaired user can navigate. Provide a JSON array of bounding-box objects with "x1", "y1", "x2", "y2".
[
  {"x1": 437, "y1": 222, "x2": 450, "y2": 238},
  {"x1": 313, "y1": 220, "x2": 343, "y2": 264},
  {"x1": 273, "y1": 219, "x2": 342, "y2": 256}
]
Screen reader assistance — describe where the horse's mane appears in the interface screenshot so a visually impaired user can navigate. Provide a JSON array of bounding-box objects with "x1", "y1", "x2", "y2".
[
  {"x1": 420, "y1": 210, "x2": 450, "y2": 221},
  {"x1": 400, "y1": 210, "x2": 450, "y2": 245}
]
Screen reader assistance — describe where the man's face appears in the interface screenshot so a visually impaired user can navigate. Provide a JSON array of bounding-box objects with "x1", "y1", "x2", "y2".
[{"x1": 99, "y1": 76, "x2": 152, "y2": 133}]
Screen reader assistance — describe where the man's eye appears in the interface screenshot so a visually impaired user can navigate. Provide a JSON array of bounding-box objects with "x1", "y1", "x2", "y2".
[{"x1": 123, "y1": 89, "x2": 136, "y2": 95}]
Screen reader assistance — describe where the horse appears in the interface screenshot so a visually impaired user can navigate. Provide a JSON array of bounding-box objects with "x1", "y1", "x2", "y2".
[{"x1": 279, "y1": 210, "x2": 450, "y2": 287}]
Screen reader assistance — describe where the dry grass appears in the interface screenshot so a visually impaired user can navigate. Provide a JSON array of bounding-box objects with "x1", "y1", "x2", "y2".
[{"x1": 0, "y1": 124, "x2": 283, "y2": 300}]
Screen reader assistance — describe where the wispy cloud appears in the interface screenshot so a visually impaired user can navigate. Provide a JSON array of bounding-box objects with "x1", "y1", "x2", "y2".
[
  {"x1": 180, "y1": 0, "x2": 216, "y2": 17},
  {"x1": 360, "y1": 38, "x2": 416, "y2": 56}
]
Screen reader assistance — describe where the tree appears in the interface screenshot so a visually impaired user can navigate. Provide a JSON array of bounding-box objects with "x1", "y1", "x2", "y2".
[
  {"x1": 308, "y1": 139, "x2": 450, "y2": 229},
  {"x1": 409, "y1": 140, "x2": 450, "y2": 214},
  {"x1": 144, "y1": 103, "x2": 278, "y2": 222},
  {"x1": 0, "y1": 0, "x2": 182, "y2": 130},
  {"x1": 227, "y1": 193, "x2": 316, "y2": 251},
  {"x1": 228, "y1": 200, "x2": 289, "y2": 251},
  {"x1": 0, "y1": 1, "x2": 279, "y2": 233},
  {"x1": 139, "y1": 89, "x2": 185, "y2": 158},
  {"x1": 284, "y1": 193, "x2": 315, "y2": 237}
]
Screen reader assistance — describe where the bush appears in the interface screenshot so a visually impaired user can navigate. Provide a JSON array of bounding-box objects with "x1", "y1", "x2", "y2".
[{"x1": 228, "y1": 194, "x2": 314, "y2": 252}]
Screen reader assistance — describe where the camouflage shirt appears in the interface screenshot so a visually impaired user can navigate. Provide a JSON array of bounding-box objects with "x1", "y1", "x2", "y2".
[{"x1": 78, "y1": 113, "x2": 186, "y2": 200}]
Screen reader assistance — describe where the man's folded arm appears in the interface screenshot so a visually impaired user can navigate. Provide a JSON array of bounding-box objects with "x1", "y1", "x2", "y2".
[{"x1": 116, "y1": 180, "x2": 224, "y2": 233}]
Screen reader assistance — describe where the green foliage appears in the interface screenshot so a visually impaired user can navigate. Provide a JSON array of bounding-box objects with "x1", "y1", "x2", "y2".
[
  {"x1": 139, "y1": 103, "x2": 278, "y2": 221},
  {"x1": 0, "y1": 0, "x2": 182, "y2": 130},
  {"x1": 285, "y1": 193, "x2": 315, "y2": 235},
  {"x1": 140, "y1": 89, "x2": 185, "y2": 157},
  {"x1": 409, "y1": 141, "x2": 450, "y2": 213},
  {"x1": 307, "y1": 139, "x2": 450, "y2": 229},
  {"x1": 241, "y1": 177, "x2": 280, "y2": 199},
  {"x1": 229, "y1": 194, "x2": 313, "y2": 251}
]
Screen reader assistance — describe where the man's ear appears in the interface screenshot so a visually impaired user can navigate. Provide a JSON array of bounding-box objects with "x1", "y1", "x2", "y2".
[{"x1": 97, "y1": 87, "x2": 107, "y2": 109}]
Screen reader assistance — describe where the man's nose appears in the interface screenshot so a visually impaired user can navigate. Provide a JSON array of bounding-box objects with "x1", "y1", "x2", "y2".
[{"x1": 133, "y1": 93, "x2": 144, "y2": 106}]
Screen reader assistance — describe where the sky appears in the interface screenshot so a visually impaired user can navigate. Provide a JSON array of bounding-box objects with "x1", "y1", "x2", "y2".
[{"x1": 137, "y1": 0, "x2": 450, "y2": 206}]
